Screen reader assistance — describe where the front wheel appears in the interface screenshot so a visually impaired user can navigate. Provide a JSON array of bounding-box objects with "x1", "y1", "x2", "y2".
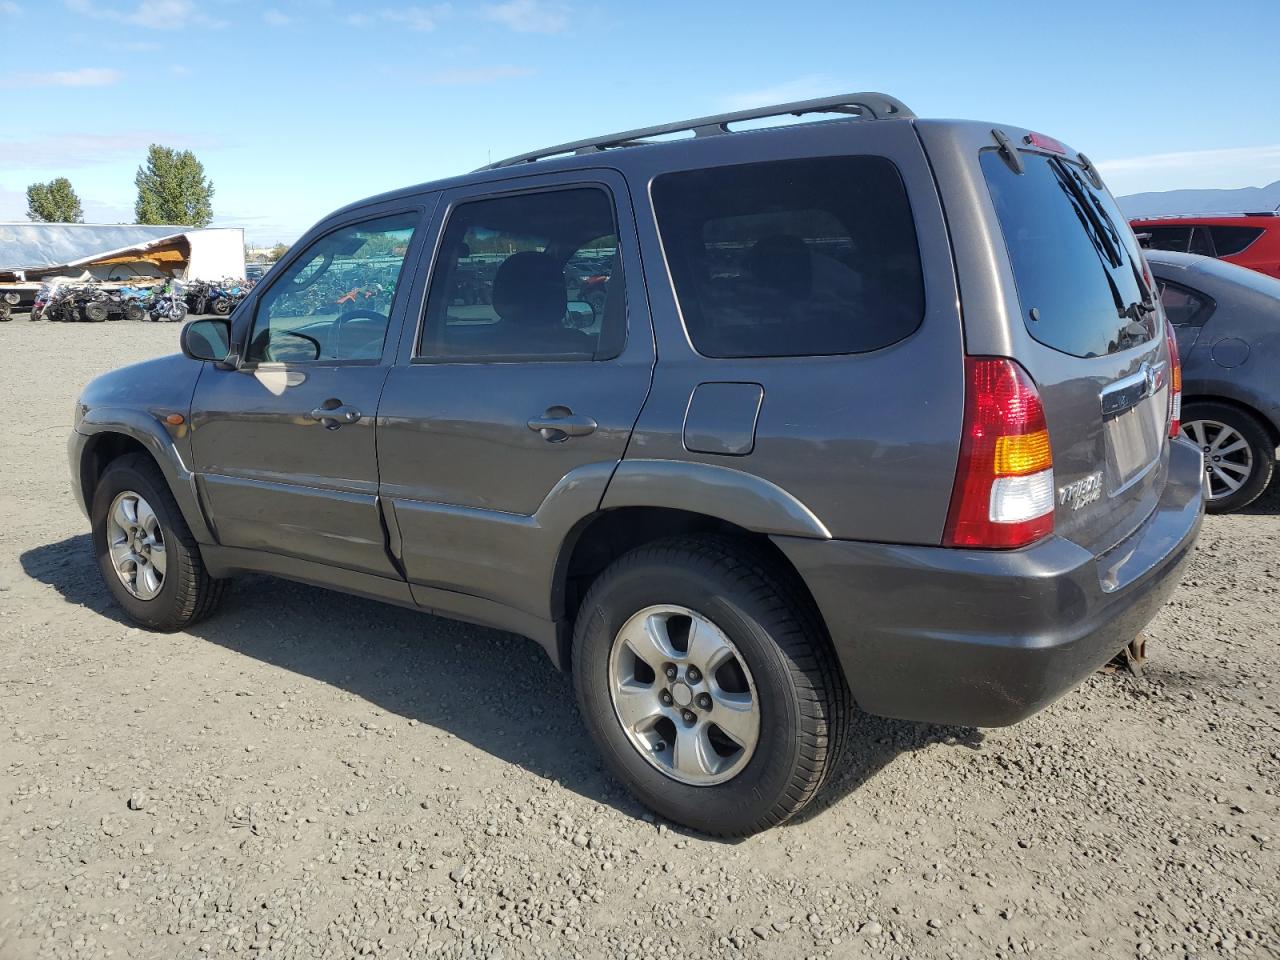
[
  {"x1": 1181, "y1": 401, "x2": 1276, "y2": 513},
  {"x1": 572, "y1": 536, "x2": 849, "y2": 836},
  {"x1": 91, "y1": 453, "x2": 228, "y2": 630}
]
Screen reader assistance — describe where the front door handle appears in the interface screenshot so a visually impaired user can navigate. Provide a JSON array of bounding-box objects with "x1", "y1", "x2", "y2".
[
  {"x1": 309, "y1": 403, "x2": 362, "y2": 429},
  {"x1": 527, "y1": 408, "x2": 597, "y2": 442}
]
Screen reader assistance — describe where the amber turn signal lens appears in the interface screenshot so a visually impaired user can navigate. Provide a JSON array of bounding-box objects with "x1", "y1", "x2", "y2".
[
  {"x1": 993, "y1": 429, "x2": 1052, "y2": 476},
  {"x1": 165, "y1": 413, "x2": 185, "y2": 426}
]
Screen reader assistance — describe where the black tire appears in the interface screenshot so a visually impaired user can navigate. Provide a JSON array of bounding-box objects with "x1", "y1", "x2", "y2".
[
  {"x1": 84, "y1": 300, "x2": 109, "y2": 322},
  {"x1": 1181, "y1": 401, "x2": 1276, "y2": 514},
  {"x1": 572, "y1": 535, "x2": 850, "y2": 836},
  {"x1": 123, "y1": 303, "x2": 147, "y2": 322},
  {"x1": 91, "y1": 453, "x2": 228, "y2": 631}
]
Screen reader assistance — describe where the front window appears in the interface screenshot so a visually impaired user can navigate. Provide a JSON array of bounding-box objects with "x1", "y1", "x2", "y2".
[
  {"x1": 982, "y1": 151, "x2": 1156, "y2": 358},
  {"x1": 246, "y1": 212, "x2": 419, "y2": 363}
]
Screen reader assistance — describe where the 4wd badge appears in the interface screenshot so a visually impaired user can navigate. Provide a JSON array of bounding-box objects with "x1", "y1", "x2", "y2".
[{"x1": 1058, "y1": 471, "x2": 1103, "y2": 511}]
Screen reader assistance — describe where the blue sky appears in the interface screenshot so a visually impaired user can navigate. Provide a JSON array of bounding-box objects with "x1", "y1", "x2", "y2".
[{"x1": 1, "y1": 0, "x2": 1278, "y2": 243}]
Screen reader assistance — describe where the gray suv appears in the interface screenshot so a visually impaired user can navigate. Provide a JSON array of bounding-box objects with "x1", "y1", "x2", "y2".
[{"x1": 69, "y1": 94, "x2": 1205, "y2": 835}]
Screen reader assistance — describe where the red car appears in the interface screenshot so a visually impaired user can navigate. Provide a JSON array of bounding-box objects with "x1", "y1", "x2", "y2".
[{"x1": 1131, "y1": 213, "x2": 1280, "y2": 279}]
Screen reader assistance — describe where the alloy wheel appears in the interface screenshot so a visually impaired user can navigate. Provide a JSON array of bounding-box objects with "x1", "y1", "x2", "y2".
[
  {"x1": 607, "y1": 604, "x2": 760, "y2": 786},
  {"x1": 1182, "y1": 419, "x2": 1254, "y2": 501},
  {"x1": 106, "y1": 490, "x2": 167, "y2": 600}
]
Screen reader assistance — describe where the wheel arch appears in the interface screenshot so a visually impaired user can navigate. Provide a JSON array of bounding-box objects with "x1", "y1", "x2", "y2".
[
  {"x1": 552, "y1": 505, "x2": 831, "y2": 672},
  {"x1": 75, "y1": 413, "x2": 215, "y2": 543},
  {"x1": 1182, "y1": 392, "x2": 1280, "y2": 447}
]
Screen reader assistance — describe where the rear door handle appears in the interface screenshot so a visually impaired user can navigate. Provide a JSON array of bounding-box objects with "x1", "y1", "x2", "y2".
[
  {"x1": 527, "y1": 409, "x2": 597, "y2": 441},
  {"x1": 309, "y1": 403, "x2": 362, "y2": 429}
]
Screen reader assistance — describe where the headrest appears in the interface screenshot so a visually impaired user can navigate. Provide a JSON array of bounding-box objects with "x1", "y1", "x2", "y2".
[{"x1": 492, "y1": 251, "x2": 567, "y2": 328}]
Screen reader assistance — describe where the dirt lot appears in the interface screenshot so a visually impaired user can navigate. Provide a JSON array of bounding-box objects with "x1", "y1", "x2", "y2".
[{"x1": 1, "y1": 321, "x2": 1277, "y2": 960}]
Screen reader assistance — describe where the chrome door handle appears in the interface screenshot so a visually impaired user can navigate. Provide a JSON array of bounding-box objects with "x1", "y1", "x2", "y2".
[
  {"x1": 527, "y1": 410, "x2": 597, "y2": 441},
  {"x1": 309, "y1": 403, "x2": 362, "y2": 429}
]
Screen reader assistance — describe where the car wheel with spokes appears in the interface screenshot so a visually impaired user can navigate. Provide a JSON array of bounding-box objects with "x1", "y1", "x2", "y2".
[
  {"x1": 92, "y1": 452, "x2": 228, "y2": 630},
  {"x1": 1181, "y1": 401, "x2": 1276, "y2": 513},
  {"x1": 572, "y1": 535, "x2": 850, "y2": 836}
]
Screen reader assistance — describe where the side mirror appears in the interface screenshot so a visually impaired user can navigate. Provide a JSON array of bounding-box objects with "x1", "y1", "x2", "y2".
[{"x1": 181, "y1": 317, "x2": 232, "y2": 363}]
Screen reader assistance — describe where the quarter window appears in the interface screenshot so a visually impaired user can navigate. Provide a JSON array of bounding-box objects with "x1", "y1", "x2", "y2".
[
  {"x1": 1157, "y1": 280, "x2": 1213, "y2": 327},
  {"x1": 419, "y1": 188, "x2": 624, "y2": 361},
  {"x1": 1208, "y1": 225, "x2": 1264, "y2": 257},
  {"x1": 246, "y1": 212, "x2": 419, "y2": 363},
  {"x1": 652, "y1": 156, "x2": 925, "y2": 358}
]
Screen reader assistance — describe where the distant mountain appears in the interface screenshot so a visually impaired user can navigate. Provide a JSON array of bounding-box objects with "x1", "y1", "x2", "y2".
[{"x1": 1117, "y1": 180, "x2": 1280, "y2": 219}]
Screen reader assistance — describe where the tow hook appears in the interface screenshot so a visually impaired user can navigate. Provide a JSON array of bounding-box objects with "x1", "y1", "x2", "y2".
[{"x1": 1102, "y1": 634, "x2": 1147, "y2": 677}]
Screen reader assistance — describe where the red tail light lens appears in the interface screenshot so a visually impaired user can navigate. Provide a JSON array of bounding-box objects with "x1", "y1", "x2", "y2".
[
  {"x1": 1165, "y1": 323, "x2": 1182, "y2": 439},
  {"x1": 944, "y1": 357, "x2": 1055, "y2": 549}
]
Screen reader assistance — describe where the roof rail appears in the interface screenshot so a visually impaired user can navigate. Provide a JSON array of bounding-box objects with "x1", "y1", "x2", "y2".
[{"x1": 480, "y1": 92, "x2": 915, "y2": 171}]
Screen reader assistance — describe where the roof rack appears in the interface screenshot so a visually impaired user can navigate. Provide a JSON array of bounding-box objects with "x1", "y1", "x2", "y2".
[{"x1": 480, "y1": 92, "x2": 914, "y2": 170}]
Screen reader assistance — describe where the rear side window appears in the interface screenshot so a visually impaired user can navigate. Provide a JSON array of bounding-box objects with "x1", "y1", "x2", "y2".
[
  {"x1": 652, "y1": 156, "x2": 925, "y2": 358},
  {"x1": 1157, "y1": 280, "x2": 1213, "y2": 327},
  {"x1": 1209, "y1": 225, "x2": 1264, "y2": 256},
  {"x1": 1140, "y1": 226, "x2": 1192, "y2": 252},
  {"x1": 982, "y1": 151, "x2": 1156, "y2": 358}
]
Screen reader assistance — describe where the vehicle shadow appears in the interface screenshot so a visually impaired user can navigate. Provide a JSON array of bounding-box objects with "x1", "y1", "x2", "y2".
[
  {"x1": 1240, "y1": 479, "x2": 1280, "y2": 516},
  {"x1": 21, "y1": 534, "x2": 973, "y2": 835}
]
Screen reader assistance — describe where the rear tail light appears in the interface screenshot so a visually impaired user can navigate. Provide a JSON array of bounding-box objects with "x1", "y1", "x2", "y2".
[
  {"x1": 1165, "y1": 323, "x2": 1182, "y2": 438},
  {"x1": 944, "y1": 357, "x2": 1055, "y2": 549}
]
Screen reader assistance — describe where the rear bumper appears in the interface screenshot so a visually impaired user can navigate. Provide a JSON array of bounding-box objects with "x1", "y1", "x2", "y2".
[{"x1": 774, "y1": 437, "x2": 1205, "y2": 727}]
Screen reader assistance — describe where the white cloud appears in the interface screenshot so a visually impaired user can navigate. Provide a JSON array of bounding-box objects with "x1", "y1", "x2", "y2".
[
  {"x1": 422, "y1": 65, "x2": 534, "y2": 85},
  {"x1": 63, "y1": 0, "x2": 227, "y2": 30},
  {"x1": 0, "y1": 1, "x2": 22, "y2": 16},
  {"x1": 483, "y1": 0, "x2": 568, "y2": 34},
  {"x1": 1097, "y1": 144, "x2": 1280, "y2": 176},
  {"x1": 0, "y1": 131, "x2": 220, "y2": 169},
  {"x1": 385, "y1": 4, "x2": 450, "y2": 30},
  {"x1": 0, "y1": 67, "x2": 122, "y2": 89},
  {"x1": 345, "y1": 4, "x2": 452, "y2": 31},
  {"x1": 719, "y1": 75, "x2": 838, "y2": 112},
  {"x1": 1097, "y1": 144, "x2": 1280, "y2": 194},
  {"x1": 262, "y1": 8, "x2": 290, "y2": 25}
]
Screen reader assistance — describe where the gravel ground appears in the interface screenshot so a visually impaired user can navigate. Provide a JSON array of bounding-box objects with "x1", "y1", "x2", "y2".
[{"x1": 1, "y1": 321, "x2": 1277, "y2": 960}]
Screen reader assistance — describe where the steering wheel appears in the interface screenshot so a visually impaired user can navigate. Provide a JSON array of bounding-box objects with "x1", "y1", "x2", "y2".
[{"x1": 333, "y1": 307, "x2": 389, "y2": 358}]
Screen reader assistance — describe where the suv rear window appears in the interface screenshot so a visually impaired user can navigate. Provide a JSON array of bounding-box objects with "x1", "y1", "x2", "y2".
[
  {"x1": 652, "y1": 156, "x2": 925, "y2": 358},
  {"x1": 982, "y1": 151, "x2": 1156, "y2": 358},
  {"x1": 1209, "y1": 225, "x2": 1264, "y2": 256}
]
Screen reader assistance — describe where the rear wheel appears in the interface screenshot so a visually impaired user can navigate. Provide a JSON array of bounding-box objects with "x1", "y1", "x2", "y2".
[
  {"x1": 1181, "y1": 401, "x2": 1275, "y2": 513},
  {"x1": 91, "y1": 453, "x2": 228, "y2": 630},
  {"x1": 572, "y1": 535, "x2": 849, "y2": 836}
]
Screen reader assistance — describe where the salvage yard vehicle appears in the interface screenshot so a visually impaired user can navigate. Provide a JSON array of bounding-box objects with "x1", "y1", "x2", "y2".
[
  {"x1": 1133, "y1": 212, "x2": 1280, "y2": 280},
  {"x1": 1146, "y1": 249, "x2": 1280, "y2": 512},
  {"x1": 69, "y1": 94, "x2": 1205, "y2": 835}
]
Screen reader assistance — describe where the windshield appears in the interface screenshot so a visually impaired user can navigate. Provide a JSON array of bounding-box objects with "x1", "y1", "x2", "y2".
[{"x1": 982, "y1": 150, "x2": 1157, "y2": 358}]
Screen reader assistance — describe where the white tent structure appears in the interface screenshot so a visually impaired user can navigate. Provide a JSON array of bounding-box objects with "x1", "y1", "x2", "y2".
[{"x1": 0, "y1": 223, "x2": 245, "y2": 284}]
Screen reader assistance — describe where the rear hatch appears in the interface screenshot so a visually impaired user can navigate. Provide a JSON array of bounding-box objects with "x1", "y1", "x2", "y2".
[{"x1": 980, "y1": 144, "x2": 1171, "y2": 554}]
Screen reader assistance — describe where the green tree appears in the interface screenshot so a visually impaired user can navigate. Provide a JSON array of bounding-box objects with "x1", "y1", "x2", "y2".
[
  {"x1": 134, "y1": 144, "x2": 214, "y2": 227},
  {"x1": 268, "y1": 242, "x2": 290, "y2": 261},
  {"x1": 26, "y1": 177, "x2": 85, "y2": 223}
]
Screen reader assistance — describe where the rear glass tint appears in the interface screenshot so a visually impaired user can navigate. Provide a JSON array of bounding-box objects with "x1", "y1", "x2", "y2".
[
  {"x1": 1208, "y1": 225, "x2": 1264, "y2": 256},
  {"x1": 652, "y1": 156, "x2": 924, "y2": 358},
  {"x1": 982, "y1": 151, "x2": 1156, "y2": 358},
  {"x1": 1140, "y1": 226, "x2": 1191, "y2": 252}
]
